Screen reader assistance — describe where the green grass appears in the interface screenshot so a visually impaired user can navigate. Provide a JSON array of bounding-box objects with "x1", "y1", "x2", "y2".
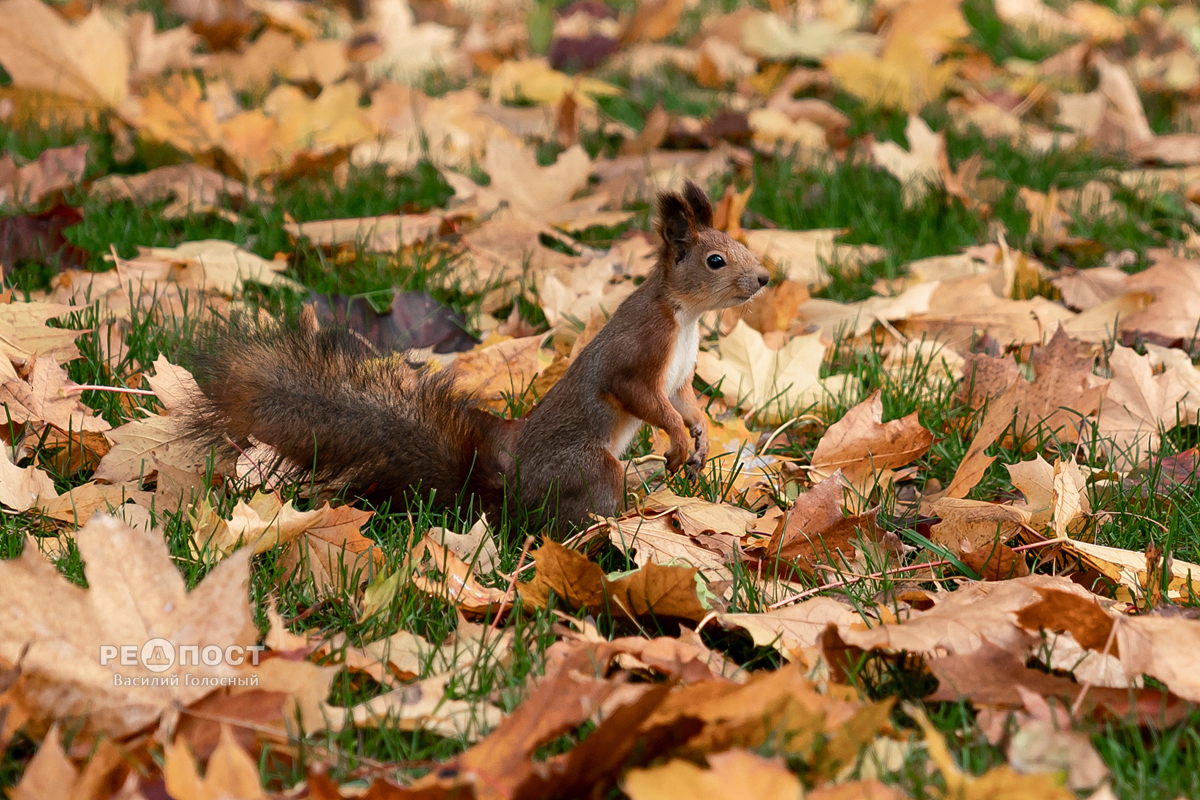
[{"x1": 3, "y1": 36, "x2": 1200, "y2": 800}]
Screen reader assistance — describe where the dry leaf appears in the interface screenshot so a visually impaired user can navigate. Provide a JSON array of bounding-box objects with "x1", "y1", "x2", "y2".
[
  {"x1": 695, "y1": 321, "x2": 858, "y2": 425},
  {"x1": 810, "y1": 391, "x2": 933, "y2": 506},
  {"x1": 0, "y1": 445, "x2": 56, "y2": 512},
  {"x1": 520, "y1": 540, "x2": 710, "y2": 622},
  {"x1": 0, "y1": 514, "x2": 255, "y2": 739},
  {"x1": 741, "y1": 229, "x2": 884, "y2": 289},
  {"x1": 625, "y1": 750, "x2": 801, "y2": 800},
  {"x1": 869, "y1": 115, "x2": 946, "y2": 208},
  {"x1": 1095, "y1": 345, "x2": 1188, "y2": 470}
]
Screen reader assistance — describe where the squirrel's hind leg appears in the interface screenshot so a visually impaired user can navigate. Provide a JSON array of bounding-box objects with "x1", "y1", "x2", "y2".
[{"x1": 524, "y1": 449, "x2": 623, "y2": 538}]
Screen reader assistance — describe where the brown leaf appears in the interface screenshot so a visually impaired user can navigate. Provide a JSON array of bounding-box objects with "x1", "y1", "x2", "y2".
[
  {"x1": 944, "y1": 383, "x2": 1017, "y2": 498},
  {"x1": 777, "y1": 507, "x2": 897, "y2": 574},
  {"x1": 959, "y1": 327, "x2": 1101, "y2": 443},
  {"x1": 718, "y1": 596, "x2": 859, "y2": 660},
  {"x1": 35, "y1": 481, "x2": 153, "y2": 528},
  {"x1": 280, "y1": 504, "x2": 382, "y2": 592},
  {"x1": 1117, "y1": 614, "x2": 1200, "y2": 703},
  {"x1": 807, "y1": 781, "x2": 905, "y2": 800},
  {"x1": 406, "y1": 534, "x2": 512, "y2": 617},
  {"x1": 0, "y1": 0, "x2": 129, "y2": 109},
  {"x1": 911, "y1": 704, "x2": 1076, "y2": 800},
  {"x1": 10, "y1": 729, "x2": 128, "y2": 800},
  {"x1": 0, "y1": 445, "x2": 56, "y2": 512},
  {"x1": 624, "y1": 750, "x2": 801, "y2": 800},
  {"x1": 449, "y1": 334, "x2": 545, "y2": 409},
  {"x1": 0, "y1": 205, "x2": 89, "y2": 275},
  {"x1": 839, "y1": 575, "x2": 1091, "y2": 660},
  {"x1": 810, "y1": 391, "x2": 933, "y2": 506},
  {"x1": 410, "y1": 640, "x2": 632, "y2": 797},
  {"x1": 961, "y1": 542, "x2": 1030, "y2": 581},
  {"x1": 869, "y1": 115, "x2": 945, "y2": 208},
  {"x1": 1095, "y1": 344, "x2": 1188, "y2": 469},
  {"x1": 0, "y1": 144, "x2": 88, "y2": 207},
  {"x1": 929, "y1": 497, "x2": 1029, "y2": 555},
  {"x1": 928, "y1": 640, "x2": 1187, "y2": 727},
  {"x1": 764, "y1": 470, "x2": 845, "y2": 555},
  {"x1": 285, "y1": 213, "x2": 447, "y2": 253},
  {"x1": 90, "y1": 164, "x2": 263, "y2": 219},
  {"x1": 0, "y1": 357, "x2": 109, "y2": 433},
  {"x1": 37, "y1": 427, "x2": 110, "y2": 476},
  {"x1": 0, "y1": 300, "x2": 86, "y2": 367},
  {"x1": 1059, "y1": 538, "x2": 1200, "y2": 604},
  {"x1": 164, "y1": 725, "x2": 265, "y2": 800},
  {"x1": 340, "y1": 669, "x2": 503, "y2": 741},
  {"x1": 606, "y1": 512, "x2": 730, "y2": 577},
  {"x1": 517, "y1": 684, "x2": 680, "y2": 800},
  {"x1": 641, "y1": 488, "x2": 757, "y2": 538},
  {"x1": 621, "y1": 0, "x2": 686, "y2": 44},
  {"x1": 0, "y1": 514, "x2": 255, "y2": 739},
  {"x1": 1119, "y1": 254, "x2": 1200, "y2": 342},
  {"x1": 519, "y1": 540, "x2": 710, "y2": 622},
  {"x1": 646, "y1": 659, "x2": 882, "y2": 756}
]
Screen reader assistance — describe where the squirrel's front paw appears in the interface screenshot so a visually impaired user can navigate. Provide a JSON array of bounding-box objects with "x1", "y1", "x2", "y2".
[
  {"x1": 685, "y1": 423, "x2": 709, "y2": 479},
  {"x1": 689, "y1": 422, "x2": 709, "y2": 457},
  {"x1": 665, "y1": 441, "x2": 689, "y2": 473}
]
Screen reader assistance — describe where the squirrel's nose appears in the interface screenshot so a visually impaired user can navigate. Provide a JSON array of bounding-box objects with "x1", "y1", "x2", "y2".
[{"x1": 757, "y1": 272, "x2": 769, "y2": 288}]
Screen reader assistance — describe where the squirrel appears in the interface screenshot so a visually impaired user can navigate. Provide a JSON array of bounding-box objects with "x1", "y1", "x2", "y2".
[{"x1": 185, "y1": 181, "x2": 769, "y2": 536}]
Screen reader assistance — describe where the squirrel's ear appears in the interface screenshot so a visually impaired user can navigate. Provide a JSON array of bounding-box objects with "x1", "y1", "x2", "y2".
[
  {"x1": 656, "y1": 191, "x2": 697, "y2": 259},
  {"x1": 682, "y1": 181, "x2": 714, "y2": 228}
]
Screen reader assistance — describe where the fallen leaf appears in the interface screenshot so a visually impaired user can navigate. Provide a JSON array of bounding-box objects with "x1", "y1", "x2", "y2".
[
  {"x1": 428, "y1": 515, "x2": 500, "y2": 575},
  {"x1": 624, "y1": 749, "x2": 801, "y2": 800},
  {"x1": 810, "y1": 391, "x2": 933, "y2": 506},
  {"x1": 0, "y1": 144, "x2": 88, "y2": 207},
  {"x1": 0, "y1": 357, "x2": 110, "y2": 433},
  {"x1": 1095, "y1": 345, "x2": 1188, "y2": 470},
  {"x1": 825, "y1": 36, "x2": 955, "y2": 113},
  {"x1": 519, "y1": 540, "x2": 710, "y2": 622},
  {"x1": 0, "y1": 445, "x2": 56, "y2": 512},
  {"x1": 90, "y1": 164, "x2": 263, "y2": 220},
  {"x1": 35, "y1": 481, "x2": 152, "y2": 528},
  {"x1": 695, "y1": 321, "x2": 858, "y2": 425},
  {"x1": 719, "y1": 596, "x2": 859, "y2": 660},
  {"x1": 869, "y1": 115, "x2": 946, "y2": 207},
  {"x1": 959, "y1": 327, "x2": 1102, "y2": 443},
  {"x1": 0, "y1": 514, "x2": 255, "y2": 739},
  {"x1": 0, "y1": 205, "x2": 89, "y2": 275},
  {"x1": 640, "y1": 488, "x2": 757, "y2": 538},
  {"x1": 10, "y1": 729, "x2": 127, "y2": 800},
  {"x1": 910, "y1": 704, "x2": 1076, "y2": 800},
  {"x1": 164, "y1": 725, "x2": 265, "y2": 800},
  {"x1": 0, "y1": 0, "x2": 130, "y2": 111},
  {"x1": 741, "y1": 228, "x2": 884, "y2": 289},
  {"x1": 406, "y1": 534, "x2": 512, "y2": 617},
  {"x1": 143, "y1": 240, "x2": 301, "y2": 295},
  {"x1": 927, "y1": 640, "x2": 1186, "y2": 726}
]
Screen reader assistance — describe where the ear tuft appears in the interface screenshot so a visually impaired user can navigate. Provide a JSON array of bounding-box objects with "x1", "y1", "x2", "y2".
[
  {"x1": 682, "y1": 181, "x2": 714, "y2": 228},
  {"x1": 656, "y1": 190, "x2": 696, "y2": 257}
]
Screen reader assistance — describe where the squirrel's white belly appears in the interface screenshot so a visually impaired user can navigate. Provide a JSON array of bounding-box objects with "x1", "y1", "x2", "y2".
[
  {"x1": 608, "y1": 312, "x2": 700, "y2": 458},
  {"x1": 664, "y1": 313, "x2": 701, "y2": 396}
]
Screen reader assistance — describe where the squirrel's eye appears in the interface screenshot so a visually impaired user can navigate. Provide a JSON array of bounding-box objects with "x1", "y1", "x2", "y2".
[{"x1": 706, "y1": 254, "x2": 727, "y2": 270}]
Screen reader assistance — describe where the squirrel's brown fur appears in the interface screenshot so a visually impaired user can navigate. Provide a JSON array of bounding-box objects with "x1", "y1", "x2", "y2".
[{"x1": 186, "y1": 182, "x2": 768, "y2": 535}]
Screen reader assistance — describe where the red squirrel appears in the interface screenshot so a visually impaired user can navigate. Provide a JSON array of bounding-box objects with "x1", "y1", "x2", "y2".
[{"x1": 186, "y1": 181, "x2": 769, "y2": 536}]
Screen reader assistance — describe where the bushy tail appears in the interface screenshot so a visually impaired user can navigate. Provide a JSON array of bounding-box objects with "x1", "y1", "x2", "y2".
[{"x1": 184, "y1": 313, "x2": 517, "y2": 515}]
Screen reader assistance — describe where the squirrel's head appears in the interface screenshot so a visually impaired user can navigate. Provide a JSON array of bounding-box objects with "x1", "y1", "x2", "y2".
[{"x1": 654, "y1": 181, "x2": 770, "y2": 313}]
